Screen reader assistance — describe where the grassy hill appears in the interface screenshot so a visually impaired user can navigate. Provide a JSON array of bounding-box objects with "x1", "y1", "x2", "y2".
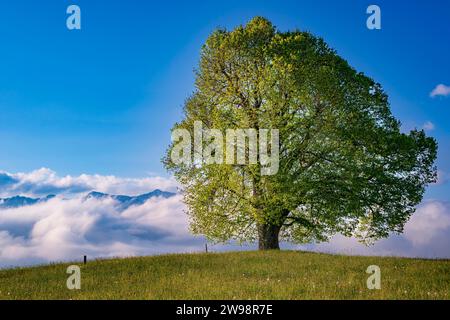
[{"x1": 0, "y1": 251, "x2": 449, "y2": 300}]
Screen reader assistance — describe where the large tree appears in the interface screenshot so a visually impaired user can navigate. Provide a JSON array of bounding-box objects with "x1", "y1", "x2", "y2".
[{"x1": 164, "y1": 17, "x2": 437, "y2": 250}]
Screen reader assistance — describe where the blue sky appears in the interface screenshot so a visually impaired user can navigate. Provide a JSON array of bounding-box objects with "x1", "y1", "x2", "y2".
[{"x1": 0, "y1": 0, "x2": 449, "y2": 197}]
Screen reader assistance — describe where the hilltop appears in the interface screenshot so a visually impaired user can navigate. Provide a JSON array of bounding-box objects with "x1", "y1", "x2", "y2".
[{"x1": 0, "y1": 251, "x2": 449, "y2": 300}]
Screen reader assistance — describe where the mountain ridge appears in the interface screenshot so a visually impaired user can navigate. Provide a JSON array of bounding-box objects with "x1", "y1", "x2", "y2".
[
  {"x1": 84, "y1": 189, "x2": 175, "y2": 210},
  {"x1": 0, "y1": 189, "x2": 175, "y2": 209}
]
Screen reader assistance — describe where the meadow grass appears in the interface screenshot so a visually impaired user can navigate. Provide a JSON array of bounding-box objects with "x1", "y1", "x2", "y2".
[{"x1": 0, "y1": 250, "x2": 449, "y2": 300}]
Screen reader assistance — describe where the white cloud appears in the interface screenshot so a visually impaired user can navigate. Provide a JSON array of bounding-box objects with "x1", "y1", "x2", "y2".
[
  {"x1": 403, "y1": 201, "x2": 450, "y2": 246},
  {"x1": 422, "y1": 121, "x2": 435, "y2": 131},
  {"x1": 0, "y1": 194, "x2": 206, "y2": 268},
  {"x1": 2, "y1": 195, "x2": 450, "y2": 268},
  {"x1": 430, "y1": 84, "x2": 450, "y2": 97},
  {"x1": 1, "y1": 168, "x2": 450, "y2": 268},
  {"x1": 298, "y1": 201, "x2": 450, "y2": 259},
  {"x1": 0, "y1": 168, "x2": 179, "y2": 198}
]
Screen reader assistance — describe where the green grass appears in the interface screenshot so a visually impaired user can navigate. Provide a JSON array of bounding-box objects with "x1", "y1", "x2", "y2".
[{"x1": 0, "y1": 251, "x2": 449, "y2": 300}]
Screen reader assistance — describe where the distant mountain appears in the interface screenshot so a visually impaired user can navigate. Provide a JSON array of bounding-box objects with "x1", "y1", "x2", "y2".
[
  {"x1": 0, "y1": 194, "x2": 55, "y2": 209},
  {"x1": 0, "y1": 190, "x2": 175, "y2": 210},
  {"x1": 84, "y1": 189, "x2": 176, "y2": 210}
]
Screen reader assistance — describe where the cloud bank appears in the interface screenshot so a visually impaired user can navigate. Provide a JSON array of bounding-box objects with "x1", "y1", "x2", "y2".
[
  {"x1": 0, "y1": 194, "x2": 207, "y2": 268},
  {"x1": 1, "y1": 195, "x2": 449, "y2": 268},
  {"x1": 298, "y1": 200, "x2": 450, "y2": 259},
  {"x1": 1, "y1": 168, "x2": 450, "y2": 268}
]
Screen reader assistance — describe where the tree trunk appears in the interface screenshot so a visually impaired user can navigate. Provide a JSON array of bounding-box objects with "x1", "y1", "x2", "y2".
[{"x1": 257, "y1": 223, "x2": 281, "y2": 250}]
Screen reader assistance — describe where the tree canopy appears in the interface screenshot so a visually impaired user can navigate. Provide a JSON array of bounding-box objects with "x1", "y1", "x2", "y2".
[{"x1": 164, "y1": 17, "x2": 437, "y2": 249}]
